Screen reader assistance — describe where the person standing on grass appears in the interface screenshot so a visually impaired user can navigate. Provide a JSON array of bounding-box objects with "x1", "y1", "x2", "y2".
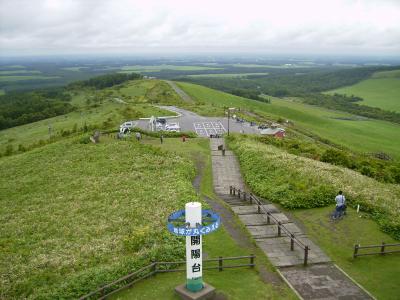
[
  {"x1": 333, "y1": 191, "x2": 346, "y2": 219},
  {"x1": 160, "y1": 134, "x2": 164, "y2": 144}
]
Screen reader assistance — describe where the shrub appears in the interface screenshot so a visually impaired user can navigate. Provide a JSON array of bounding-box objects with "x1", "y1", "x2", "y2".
[{"x1": 227, "y1": 135, "x2": 400, "y2": 240}]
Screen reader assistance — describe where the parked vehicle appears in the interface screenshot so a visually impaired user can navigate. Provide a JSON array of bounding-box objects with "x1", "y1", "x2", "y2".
[
  {"x1": 120, "y1": 121, "x2": 135, "y2": 129},
  {"x1": 165, "y1": 122, "x2": 180, "y2": 132},
  {"x1": 156, "y1": 118, "x2": 166, "y2": 124}
]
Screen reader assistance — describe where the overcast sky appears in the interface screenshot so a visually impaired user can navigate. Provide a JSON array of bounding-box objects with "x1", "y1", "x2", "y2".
[{"x1": 0, "y1": 0, "x2": 399, "y2": 57}]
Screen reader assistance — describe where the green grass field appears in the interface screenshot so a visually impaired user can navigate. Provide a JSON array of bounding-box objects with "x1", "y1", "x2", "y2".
[
  {"x1": 0, "y1": 89, "x2": 4, "y2": 95},
  {"x1": 119, "y1": 65, "x2": 222, "y2": 72},
  {"x1": 0, "y1": 75, "x2": 60, "y2": 82},
  {"x1": 186, "y1": 72, "x2": 269, "y2": 78},
  {"x1": 328, "y1": 69, "x2": 400, "y2": 112},
  {"x1": 0, "y1": 136, "x2": 198, "y2": 299},
  {"x1": 61, "y1": 67, "x2": 90, "y2": 71},
  {"x1": 177, "y1": 81, "x2": 400, "y2": 159},
  {"x1": 292, "y1": 207, "x2": 400, "y2": 300},
  {"x1": 0, "y1": 65, "x2": 25, "y2": 69},
  {"x1": 230, "y1": 63, "x2": 312, "y2": 68},
  {"x1": 0, "y1": 70, "x2": 41, "y2": 75},
  {"x1": 179, "y1": 82, "x2": 400, "y2": 156}
]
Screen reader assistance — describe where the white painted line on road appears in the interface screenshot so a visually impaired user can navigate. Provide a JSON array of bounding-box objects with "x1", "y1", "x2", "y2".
[{"x1": 194, "y1": 122, "x2": 226, "y2": 137}]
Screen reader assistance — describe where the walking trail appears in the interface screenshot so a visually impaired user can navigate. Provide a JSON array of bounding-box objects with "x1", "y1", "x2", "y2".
[
  {"x1": 210, "y1": 138, "x2": 374, "y2": 300},
  {"x1": 164, "y1": 80, "x2": 194, "y2": 103}
]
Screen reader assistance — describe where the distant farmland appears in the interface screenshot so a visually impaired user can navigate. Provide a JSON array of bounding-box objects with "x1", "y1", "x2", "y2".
[{"x1": 328, "y1": 69, "x2": 400, "y2": 112}]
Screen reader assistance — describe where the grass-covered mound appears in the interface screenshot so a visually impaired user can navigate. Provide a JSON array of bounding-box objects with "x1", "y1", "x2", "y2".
[
  {"x1": 0, "y1": 137, "x2": 196, "y2": 299},
  {"x1": 227, "y1": 135, "x2": 400, "y2": 239}
]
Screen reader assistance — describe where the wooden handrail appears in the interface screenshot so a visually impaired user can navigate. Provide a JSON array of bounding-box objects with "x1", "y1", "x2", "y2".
[
  {"x1": 230, "y1": 185, "x2": 310, "y2": 265},
  {"x1": 80, "y1": 254, "x2": 255, "y2": 299},
  {"x1": 353, "y1": 242, "x2": 400, "y2": 258}
]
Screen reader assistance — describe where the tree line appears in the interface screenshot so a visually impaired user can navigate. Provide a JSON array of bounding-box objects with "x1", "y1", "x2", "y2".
[
  {"x1": 0, "y1": 89, "x2": 74, "y2": 130},
  {"x1": 0, "y1": 73, "x2": 143, "y2": 130},
  {"x1": 69, "y1": 72, "x2": 142, "y2": 89}
]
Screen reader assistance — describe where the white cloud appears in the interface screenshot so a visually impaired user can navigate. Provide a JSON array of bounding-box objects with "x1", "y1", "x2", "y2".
[{"x1": 0, "y1": 0, "x2": 399, "y2": 56}]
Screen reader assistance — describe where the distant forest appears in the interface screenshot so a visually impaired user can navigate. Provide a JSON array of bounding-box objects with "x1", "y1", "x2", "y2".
[
  {"x1": 0, "y1": 73, "x2": 141, "y2": 130},
  {"x1": 181, "y1": 66, "x2": 400, "y2": 124}
]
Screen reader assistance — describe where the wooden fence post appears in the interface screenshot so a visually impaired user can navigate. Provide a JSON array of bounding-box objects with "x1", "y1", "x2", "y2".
[
  {"x1": 238, "y1": 189, "x2": 241, "y2": 198},
  {"x1": 249, "y1": 194, "x2": 253, "y2": 204},
  {"x1": 250, "y1": 254, "x2": 255, "y2": 268},
  {"x1": 353, "y1": 244, "x2": 359, "y2": 258},
  {"x1": 230, "y1": 186, "x2": 232, "y2": 195},
  {"x1": 153, "y1": 262, "x2": 157, "y2": 275},
  {"x1": 258, "y1": 205, "x2": 261, "y2": 214},
  {"x1": 381, "y1": 242, "x2": 385, "y2": 255},
  {"x1": 290, "y1": 234, "x2": 294, "y2": 251},
  {"x1": 304, "y1": 246, "x2": 309, "y2": 266},
  {"x1": 219, "y1": 256, "x2": 223, "y2": 272},
  {"x1": 233, "y1": 188, "x2": 236, "y2": 196},
  {"x1": 243, "y1": 192, "x2": 247, "y2": 201},
  {"x1": 267, "y1": 212, "x2": 270, "y2": 224}
]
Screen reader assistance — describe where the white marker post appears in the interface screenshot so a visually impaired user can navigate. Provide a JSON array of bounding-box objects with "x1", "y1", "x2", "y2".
[{"x1": 185, "y1": 202, "x2": 203, "y2": 292}]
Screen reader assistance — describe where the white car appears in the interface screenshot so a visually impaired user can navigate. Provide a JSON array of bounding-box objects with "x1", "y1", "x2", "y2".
[
  {"x1": 165, "y1": 122, "x2": 180, "y2": 132},
  {"x1": 120, "y1": 121, "x2": 135, "y2": 129}
]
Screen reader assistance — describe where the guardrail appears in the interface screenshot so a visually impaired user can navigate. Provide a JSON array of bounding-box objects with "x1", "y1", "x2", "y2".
[
  {"x1": 353, "y1": 242, "x2": 400, "y2": 258},
  {"x1": 230, "y1": 186, "x2": 310, "y2": 266},
  {"x1": 80, "y1": 255, "x2": 255, "y2": 300}
]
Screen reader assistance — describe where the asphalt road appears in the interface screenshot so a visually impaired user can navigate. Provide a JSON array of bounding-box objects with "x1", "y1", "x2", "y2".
[{"x1": 135, "y1": 106, "x2": 260, "y2": 137}]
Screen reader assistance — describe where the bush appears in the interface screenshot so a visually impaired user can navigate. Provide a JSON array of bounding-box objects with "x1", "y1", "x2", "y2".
[{"x1": 227, "y1": 135, "x2": 400, "y2": 240}]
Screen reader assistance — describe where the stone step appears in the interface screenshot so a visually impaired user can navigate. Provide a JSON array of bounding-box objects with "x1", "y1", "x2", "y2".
[
  {"x1": 247, "y1": 223, "x2": 303, "y2": 239},
  {"x1": 231, "y1": 204, "x2": 279, "y2": 215},
  {"x1": 255, "y1": 236, "x2": 331, "y2": 267},
  {"x1": 238, "y1": 213, "x2": 290, "y2": 226}
]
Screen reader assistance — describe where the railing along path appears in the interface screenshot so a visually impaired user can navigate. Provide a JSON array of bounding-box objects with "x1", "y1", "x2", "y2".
[
  {"x1": 230, "y1": 186, "x2": 310, "y2": 266},
  {"x1": 80, "y1": 255, "x2": 255, "y2": 300},
  {"x1": 353, "y1": 242, "x2": 400, "y2": 258}
]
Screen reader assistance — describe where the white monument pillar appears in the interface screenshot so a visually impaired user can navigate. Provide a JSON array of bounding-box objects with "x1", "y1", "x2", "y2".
[{"x1": 185, "y1": 202, "x2": 203, "y2": 292}]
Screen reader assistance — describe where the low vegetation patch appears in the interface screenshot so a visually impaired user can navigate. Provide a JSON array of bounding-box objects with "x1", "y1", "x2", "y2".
[
  {"x1": 227, "y1": 135, "x2": 400, "y2": 239},
  {"x1": 257, "y1": 135, "x2": 400, "y2": 184},
  {"x1": 0, "y1": 137, "x2": 197, "y2": 299}
]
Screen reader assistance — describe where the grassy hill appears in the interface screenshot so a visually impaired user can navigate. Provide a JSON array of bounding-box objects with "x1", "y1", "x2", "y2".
[
  {"x1": 0, "y1": 80, "x2": 183, "y2": 155},
  {"x1": 0, "y1": 136, "x2": 197, "y2": 299},
  {"x1": 328, "y1": 69, "x2": 400, "y2": 112},
  {"x1": 177, "y1": 81, "x2": 400, "y2": 159}
]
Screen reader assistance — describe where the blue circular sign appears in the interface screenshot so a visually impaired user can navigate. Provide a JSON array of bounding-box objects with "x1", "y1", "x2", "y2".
[{"x1": 167, "y1": 209, "x2": 220, "y2": 236}]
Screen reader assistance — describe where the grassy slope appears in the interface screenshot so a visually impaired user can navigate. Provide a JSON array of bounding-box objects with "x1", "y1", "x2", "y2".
[
  {"x1": 328, "y1": 69, "x2": 400, "y2": 112},
  {"x1": 0, "y1": 136, "x2": 197, "y2": 299},
  {"x1": 177, "y1": 81, "x2": 400, "y2": 159},
  {"x1": 112, "y1": 137, "x2": 296, "y2": 300},
  {"x1": 0, "y1": 80, "x2": 178, "y2": 154},
  {"x1": 292, "y1": 207, "x2": 400, "y2": 300}
]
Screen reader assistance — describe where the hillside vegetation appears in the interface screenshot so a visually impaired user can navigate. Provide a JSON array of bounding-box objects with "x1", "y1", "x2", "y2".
[
  {"x1": 227, "y1": 135, "x2": 400, "y2": 240},
  {"x1": 0, "y1": 137, "x2": 196, "y2": 299},
  {"x1": 177, "y1": 82, "x2": 400, "y2": 159},
  {"x1": 328, "y1": 69, "x2": 400, "y2": 113},
  {"x1": 0, "y1": 79, "x2": 183, "y2": 156}
]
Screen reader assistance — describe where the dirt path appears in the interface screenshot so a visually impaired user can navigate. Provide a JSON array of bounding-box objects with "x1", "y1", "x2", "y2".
[{"x1": 164, "y1": 80, "x2": 194, "y2": 103}]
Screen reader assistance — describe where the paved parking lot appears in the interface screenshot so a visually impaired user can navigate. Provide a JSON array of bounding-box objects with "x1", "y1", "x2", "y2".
[
  {"x1": 194, "y1": 122, "x2": 226, "y2": 137},
  {"x1": 135, "y1": 106, "x2": 260, "y2": 136}
]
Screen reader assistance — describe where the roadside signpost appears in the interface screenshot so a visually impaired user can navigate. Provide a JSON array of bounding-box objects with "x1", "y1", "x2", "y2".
[{"x1": 167, "y1": 202, "x2": 220, "y2": 299}]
